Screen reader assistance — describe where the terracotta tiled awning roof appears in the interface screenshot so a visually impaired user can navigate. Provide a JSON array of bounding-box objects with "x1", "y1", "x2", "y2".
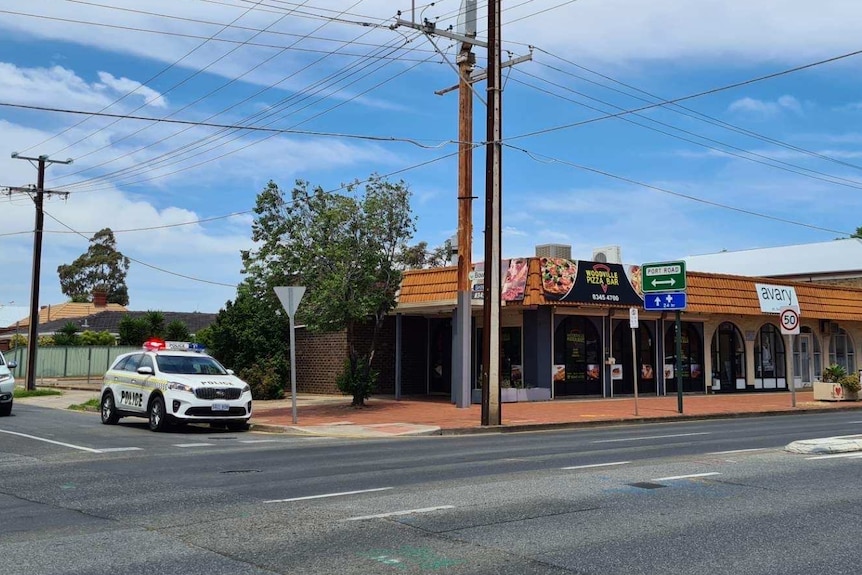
[{"x1": 398, "y1": 261, "x2": 862, "y2": 320}]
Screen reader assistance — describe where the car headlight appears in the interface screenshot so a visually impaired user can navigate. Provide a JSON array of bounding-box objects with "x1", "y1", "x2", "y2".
[
  {"x1": 242, "y1": 384, "x2": 251, "y2": 394},
  {"x1": 168, "y1": 381, "x2": 194, "y2": 393},
  {"x1": 0, "y1": 373, "x2": 11, "y2": 383}
]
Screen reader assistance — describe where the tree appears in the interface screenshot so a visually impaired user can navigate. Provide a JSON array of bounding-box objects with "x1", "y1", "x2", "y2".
[
  {"x1": 143, "y1": 311, "x2": 165, "y2": 339},
  {"x1": 165, "y1": 320, "x2": 190, "y2": 342},
  {"x1": 57, "y1": 228, "x2": 131, "y2": 305},
  {"x1": 118, "y1": 315, "x2": 149, "y2": 346},
  {"x1": 54, "y1": 322, "x2": 81, "y2": 346},
  {"x1": 401, "y1": 239, "x2": 453, "y2": 269},
  {"x1": 241, "y1": 175, "x2": 416, "y2": 406}
]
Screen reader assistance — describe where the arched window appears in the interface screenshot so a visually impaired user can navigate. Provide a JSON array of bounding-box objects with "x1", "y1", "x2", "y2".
[
  {"x1": 711, "y1": 322, "x2": 745, "y2": 392},
  {"x1": 754, "y1": 323, "x2": 786, "y2": 389},
  {"x1": 664, "y1": 322, "x2": 703, "y2": 393},
  {"x1": 829, "y1": 328, "x2": 856, "y2": 373}
]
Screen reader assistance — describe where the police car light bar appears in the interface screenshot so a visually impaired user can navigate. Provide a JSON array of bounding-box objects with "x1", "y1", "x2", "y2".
[{"x1": 143, "y1": 339, "x2": 206, "y2": 353}]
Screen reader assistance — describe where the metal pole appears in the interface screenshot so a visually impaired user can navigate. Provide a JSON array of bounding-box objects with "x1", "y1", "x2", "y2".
[
  {"x1": 481, "y1": 0, "x2": 502, "y2": 426},
  {"x1": 289, "y1": 310, "x2": 298, "y2": 424},
  {"x1": 25, "y1": 157, "x2": 46, "y2": 391},
  {"x1": 631, "y1": 327, "x2": 639, "y2": 416},
  {"x1": 675, "y1": 310, "x2": 684, "y2": 413},
  {"x1": 786, "y1": 333, "x2": 796, "y2": 407}
]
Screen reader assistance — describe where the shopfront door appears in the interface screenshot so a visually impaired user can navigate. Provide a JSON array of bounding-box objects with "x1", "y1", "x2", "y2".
[
  {"x1": 612, "y1": 322, "x2": 657, "y2": 395},
  {"x1": 798, "y1": 333, "x2": 813, "y2": 387},
  {"x1": 713, "y1": 322, "x2": 745, "y2": 392}
]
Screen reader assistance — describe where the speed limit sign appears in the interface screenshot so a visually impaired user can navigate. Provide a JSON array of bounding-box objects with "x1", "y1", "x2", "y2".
[{"x1": 779, "y1": 306, "x2": 800, "y2": 335}]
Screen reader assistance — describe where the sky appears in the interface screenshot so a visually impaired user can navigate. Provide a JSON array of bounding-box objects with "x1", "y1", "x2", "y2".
[{"x1": 1, "y1": 0, "x2": 862, "y2": 315}]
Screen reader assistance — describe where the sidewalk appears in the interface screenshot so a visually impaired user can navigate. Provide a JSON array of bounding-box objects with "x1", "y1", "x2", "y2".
[{"x1": 16, "y1": 383, "x2": 862, "y2": 440}]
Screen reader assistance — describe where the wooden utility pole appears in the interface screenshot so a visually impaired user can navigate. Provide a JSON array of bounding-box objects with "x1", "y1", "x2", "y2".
[
  {"x1": 7, "y1": 153, "x2": 72, "y2": 390},
  {"x1": 481, "y1": 0, "x2": 502, "y2": 426}
]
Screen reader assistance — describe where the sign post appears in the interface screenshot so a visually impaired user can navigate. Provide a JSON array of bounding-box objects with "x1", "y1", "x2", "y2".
[
  {"x1": 629, "y1": 307, "x2": 639, "y2": 416},
  {"x1": 274, "y1": 286, "x2": 306, "y2": 424},
  {"x1": 779, "y1": 305, "x2": 800, "y2": 408},
  {"x1": 643, "y1": 261, "x2": 687, "y2": 414}
]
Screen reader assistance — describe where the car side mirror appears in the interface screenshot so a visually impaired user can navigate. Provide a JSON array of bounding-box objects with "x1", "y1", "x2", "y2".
[
  {"x1": 8, "y1": 361, "x2": 17, "y2": 369},
  {"x1": 226, "y1": 369, "x2": 235, "y2": 375},
  {"x1": 137, "y1": 366, "x2": 154, "y2": 375}
]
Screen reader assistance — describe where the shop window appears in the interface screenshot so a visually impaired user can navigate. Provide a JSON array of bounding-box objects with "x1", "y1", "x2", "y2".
[
  {"x1": 664, "y1": 322, "x2": 703, "y2": 393},
  {"x1": 829, "y1": 328, "x2": 856, "y2": 373},
  {"x1": 553, "y1": 317, "x2": 602, "y2": 396},
  {"x1": 501, "y1": 327, "x2": 523, "y2": 388},
  {"x1": 754, "y1": 323, "x2": 786, "y2": 389},
  {"x1": 711, "y1": 322, "x2": 745, "y2": 392}
]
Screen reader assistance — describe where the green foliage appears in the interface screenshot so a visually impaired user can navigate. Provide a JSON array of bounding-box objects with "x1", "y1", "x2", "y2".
[
  {"x1": 401, "y1": 239, "x2": 453, "y2": 269},
  {"x1": 57, "y1": 228, "x2": 131, "y2": 305},
  {"x1": 68, "y1": 398, "x2": 100, "y2": 411},
  {"x1": 53, "y1": 322, "x2": 81, "y2": 346},
  {"x1": 335, "y1": 357, "x2": 377, "y2": 406},
  {"x1": 821, "y1": 364, "x2": 847, "y2": 383},
  {"x1": 207, "y1": 285, "x2": 290, "y2": 381},
  {"x1": 79, "y1": 330, "x2": 116, "y2": 346},
  {"x1": 144, "y1": 311, "x2": 165, "y2": 338},
  {"x1": 9, "y1": 334, "x2": 27, "y2": 349},
  {"x1": 165, "y1": 320, "x2": 190, "y2": 342},
  {"x1": 118, "y1": 315, "x2": 149, "y2": 346},
  {"x1": 839, "y1": 372, "x2": 861, "y2": 393},
  {"x1": 14, "y1": 388, "x2": 62, "y2": 398},
  {"x1": 193, "y1": 326, "x2": 213, "y2": 349},
  {"x1": 38, "y1": 335, "x2": 55, "y2": 346},
  {"x1": 241, "y1": 175, "x2": 415, "y2": 406},
  {"x1": 238, "y1": 358, "x2": 286, "y2": 400}
]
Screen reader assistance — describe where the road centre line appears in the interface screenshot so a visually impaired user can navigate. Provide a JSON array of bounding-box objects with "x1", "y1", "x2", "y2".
[
  {"x1": 239, "y1": 439, "x2": 283, "y2": 444},
  {"x1": 344, "y1": 506, "x2": 455, "y2": 521},
  {"x1": 265, "y1": 487, "x2": 393, "y2": 503},
  {"x1": 708, "y1": 448, "x2": 768, "y2": 455},
  {"x1": 98, "y1": 447, "x2": 143, "y2": 452},
  {"x1": 652, "y1": 472, "x2": 721, "y2": 481},
  {"x1": 592, "y1": 432, "x2": 710, "y2": 444},
  {"x1": 174, "y1": 443, "x2": 215, "y2": 448},
  {"x1": 805, "y1": 452, "x2": 862, "y2": 460},
  {"x1": 562, "y1": 461, "x2": 630, "y2": 470},
  {"x1": 0, "y1": 429, "x2": 103, "y2": 453}
]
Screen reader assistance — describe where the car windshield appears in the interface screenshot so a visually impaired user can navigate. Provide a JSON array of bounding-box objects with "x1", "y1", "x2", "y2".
[{"x1": 156, "y1": 355, "x2": 228, "y2": 376}]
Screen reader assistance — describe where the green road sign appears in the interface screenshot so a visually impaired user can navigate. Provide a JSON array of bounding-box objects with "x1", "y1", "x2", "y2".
[{"x1": 642, "y1": 261, "x2": 687, "y2": 293}]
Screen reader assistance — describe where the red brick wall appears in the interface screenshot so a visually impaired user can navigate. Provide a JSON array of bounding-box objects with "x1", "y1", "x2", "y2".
[{"x1": 295, "y1": 328, "x2": 348, "y2": 394}]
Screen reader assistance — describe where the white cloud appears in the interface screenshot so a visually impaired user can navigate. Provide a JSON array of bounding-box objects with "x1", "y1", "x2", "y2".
[
  {"x1": 96, "y1": 72, "x2": 168, "y2": 108},
  {"x1": 728, "y1": 95, "x2": 803, "y2": 116}
]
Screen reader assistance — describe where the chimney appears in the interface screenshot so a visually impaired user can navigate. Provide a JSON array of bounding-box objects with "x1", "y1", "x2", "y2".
[{"x1": 93, "y1": 289, "x2": 108, "y2": 308}]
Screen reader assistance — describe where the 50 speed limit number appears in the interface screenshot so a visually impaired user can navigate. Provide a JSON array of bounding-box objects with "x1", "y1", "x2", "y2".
[{"x1": 780, "y1": 307, "x2": 800, "y2": 335}]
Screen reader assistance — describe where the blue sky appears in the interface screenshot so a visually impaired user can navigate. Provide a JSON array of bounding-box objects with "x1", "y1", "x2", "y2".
[{"x1": 1, "y1": 0, "x2": 862, "y2": 314}]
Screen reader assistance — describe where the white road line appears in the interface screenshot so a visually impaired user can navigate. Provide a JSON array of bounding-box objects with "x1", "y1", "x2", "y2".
[
  {"x1": 592, "y1": 432, "x2": 710, "y2": 444},
  {"x1": 265, "y1": 487, "x2": 393, "y2": 503},
  {"x1": 239, "y1": 439, "x2": 283, "y2": 444},
  {"x1": 0, "y1": 429, "x2": 103, "y2": 453},
  {"x1": 805, "y1": 452, "x2": 862, "y2": 460},
  {"x1": 98, "y1": 447, "x2": 143, "y2": 453},
  {"x1": 562, "y1": 461, "x2": 630, "y2": 470},
  {"x1": 174, "y1": 443, "x2": 215, "y2": 448},
  {"x1": 345, "y1": 506, "x2": 455, "y2": 521},
  {"x1": 708, "y1": 448, "x2": 767, "y2": 455},
  {"x1": 652, "y1": 472, "x2": 721, "y2": 481}
]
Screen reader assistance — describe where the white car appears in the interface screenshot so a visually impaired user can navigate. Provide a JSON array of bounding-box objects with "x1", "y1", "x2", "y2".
[
  {"x1": 0, "y1": 350, "x2": 17, "y2": 417},
  {"x1": 100, "y1": 342, "x2": 252, "y2": 431}
]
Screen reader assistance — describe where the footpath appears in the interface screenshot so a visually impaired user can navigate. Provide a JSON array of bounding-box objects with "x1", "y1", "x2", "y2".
[{"x1": 13, "y1": 380, "x2": 862, "y2": 452}]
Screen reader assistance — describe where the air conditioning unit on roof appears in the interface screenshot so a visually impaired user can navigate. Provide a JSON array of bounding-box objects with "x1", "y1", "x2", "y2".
[{"x1": 592, "y1": 245, "x2": 622, "y2": 264}]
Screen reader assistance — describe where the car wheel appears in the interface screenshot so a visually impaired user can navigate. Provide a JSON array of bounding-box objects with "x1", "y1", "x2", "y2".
[
  {"x1": 226, "y1": 420, "x2": 250, "y2": 432},
  {"x1": 100, "y1": 392, "x2": 119, "y2": 425},
  {"x1": 148, "y1": 396, "x2": 167, "y2": 432},
  {"x1": 0, "y1": 400, "x2": 11, "y2": 417}
]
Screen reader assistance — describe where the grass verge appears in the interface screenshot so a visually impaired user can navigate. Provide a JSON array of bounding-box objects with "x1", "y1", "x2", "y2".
[
  {"x1": 14, "y1": 388, "x2": 62, "y2": 398},
  {"x1": 69, "y1": 398, "x2": 100, "y2": 412}
]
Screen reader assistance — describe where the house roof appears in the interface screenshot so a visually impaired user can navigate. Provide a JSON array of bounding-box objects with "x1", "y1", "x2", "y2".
[
  {"x1": 684, "y1": 238, "x2": 862, "y2": 277},
  {"x1": 11, "y1": 302, "x2": 128, "y2": 330},
  {"x1": 398, "y1": 259, "x2": 862, "y2": 321},
  {"x1": 35, "y1": 310, "x2": 218, "y2": 335}
]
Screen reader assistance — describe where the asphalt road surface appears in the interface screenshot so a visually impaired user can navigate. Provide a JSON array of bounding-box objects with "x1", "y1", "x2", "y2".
[{"x1": 1, "y1": 404, "x2": 861, "y2": 575}]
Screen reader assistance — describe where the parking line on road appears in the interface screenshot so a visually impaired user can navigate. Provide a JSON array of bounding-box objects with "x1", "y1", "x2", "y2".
[
  {"x1": 98, "y1": 447, "x2": 143, "y2": 452},
  {"x1": 708, "y1": 448, "x2": 767, "y2": 455},
  {"x1": 174, "y1": 443, "x2": 215, "y2": 448},
  {"x1": 592, "y1": 432, "x2": 710, "y2": 444},
  {"x1": 345, "y1": 506, "x2": 455, "y2": 521},
  {"x1": 0, "y1": 429, "x2": 103, "y2": 453},
  {"x1": 265, "y1": 487, "x2": 393, "y2": 503},
  {"x1": 562, "y1": 461, "x2": 630, "y2": 470},
  {"x1": 652, "y1": 472, "x2": 721, "y2": 481}
]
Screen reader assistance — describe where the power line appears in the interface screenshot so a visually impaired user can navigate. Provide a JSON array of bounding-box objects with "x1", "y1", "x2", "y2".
[
  {"x1": 531, "y1": 48, "x2": 862, "y2": 174},
  {"x1": 508, "y1": 69, "x2": 862, "y2": 191},
  {"x1": 505, "y1": 143, "x2": 854, "y2": 236},
  {"x1": 507, "y1": 46, "x2": 862, "y2": 141}
]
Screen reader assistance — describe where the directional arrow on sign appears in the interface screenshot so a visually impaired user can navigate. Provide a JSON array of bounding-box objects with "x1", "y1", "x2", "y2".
[{"x1": 651, "y1": 278, "x2": 676, "y2": 288}]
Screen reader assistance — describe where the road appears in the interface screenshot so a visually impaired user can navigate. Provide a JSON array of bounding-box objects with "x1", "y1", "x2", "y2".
[{"x1": 1, "y1": 404, "x2": 861, "y2": 574}]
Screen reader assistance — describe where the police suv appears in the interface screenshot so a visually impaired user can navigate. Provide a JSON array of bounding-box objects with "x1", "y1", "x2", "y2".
[{"x1": 100, "y1": 340, "x2": 252, "y2": 431}]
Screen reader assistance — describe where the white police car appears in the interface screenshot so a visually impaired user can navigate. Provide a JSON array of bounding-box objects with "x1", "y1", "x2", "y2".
[
  {"x1": 0, "y1": 350, "x2": 17, "y2": 417},
  {"x1": 100, "y1": 340, "x2": 252, "y2": 431}
]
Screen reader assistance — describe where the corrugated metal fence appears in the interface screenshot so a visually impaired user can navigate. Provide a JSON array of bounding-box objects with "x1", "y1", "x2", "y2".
[{"x1": 4, "y1": 346, "x2": 138, "y2": 380}]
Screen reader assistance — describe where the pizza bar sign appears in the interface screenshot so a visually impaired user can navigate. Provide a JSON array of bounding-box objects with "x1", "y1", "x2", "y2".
[{"x1": 755, "y1": 283, "x2": 799, "y2": 314}]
